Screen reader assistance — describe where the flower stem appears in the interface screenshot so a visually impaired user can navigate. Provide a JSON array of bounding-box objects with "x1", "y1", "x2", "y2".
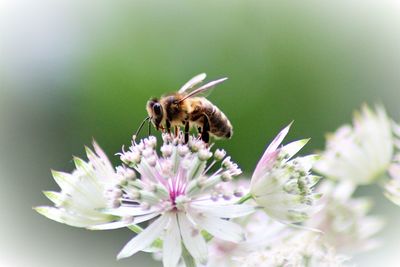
[
  {"x1": 303, "y1": 255, "x2": 311, "y2": 267},
  {"x1": 128, "y1": 225, "x2": 143, "y2": 234},
  {"x1": 236, "y1": 192, "x2": 253, "y2": 204}
]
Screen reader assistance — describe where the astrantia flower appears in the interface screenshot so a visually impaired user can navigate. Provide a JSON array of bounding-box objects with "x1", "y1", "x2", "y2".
[
  {"x1": 35, "y1": 142, "x2": 121, "y2": 227},
  {"x1": 193, "y1": 179, "x2": 287, "y2": 267},
  {"x1": 204, "y1": 211, "x2": 286, "y2": 267},
  {"x1": 314, "y1": 105, "x2": 395, "y2": 185},
  {"x1": 248, "y1": 123, "x2": 321, "y2": 223},
  {"x1": 309, "y1": 180, "x2": 384, "y2": 254},
  {"x1": 235, "y1": 232, "x2": 350, "y2": 267},
  {"x1": 92, "y1": 134, "x2": 254, "y2": 267}
]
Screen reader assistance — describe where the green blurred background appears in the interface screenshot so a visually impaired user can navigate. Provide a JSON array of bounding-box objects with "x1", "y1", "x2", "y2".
[{"x1": 1, "y1": 0, "x2": 400, "y2": 266}]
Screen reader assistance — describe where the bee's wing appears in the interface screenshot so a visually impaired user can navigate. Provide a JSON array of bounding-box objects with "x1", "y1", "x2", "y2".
[
  {"x1": 178, "y1": 77, "x2": 228, "y2": 102},
  {"x1": 178, "y1": 73, "x2": 207, "y2": 94}
]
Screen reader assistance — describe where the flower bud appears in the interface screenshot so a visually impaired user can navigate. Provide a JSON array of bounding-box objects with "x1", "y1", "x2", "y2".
[
  {"x1": 214, "y1": 149, "x2": 226, "y2": 161},
  {"x1": 198, "y1": 149, "x2": 212, "y2": 161}
]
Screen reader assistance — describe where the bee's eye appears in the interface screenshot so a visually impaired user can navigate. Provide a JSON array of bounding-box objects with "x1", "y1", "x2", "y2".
[{"x1": 153, "y1": 103, "x2": 163, "y2": 116}]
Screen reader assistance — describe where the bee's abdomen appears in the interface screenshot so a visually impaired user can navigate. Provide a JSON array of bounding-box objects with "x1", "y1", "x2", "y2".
[{"x1": 204, "y1": 104, "x2": 233, "y2": 139}]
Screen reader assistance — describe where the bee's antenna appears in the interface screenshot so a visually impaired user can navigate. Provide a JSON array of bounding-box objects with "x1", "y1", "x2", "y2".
[{"x1": 133, "y1": 116, "x2": 150, "y2": 140}]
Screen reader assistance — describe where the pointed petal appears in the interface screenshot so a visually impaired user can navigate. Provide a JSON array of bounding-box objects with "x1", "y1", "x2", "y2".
[
  {"x1": 253, "y1": 123, "x2": 293, "y2": 179},
  {"x1": 132, "y1": 212, "x2": 163, "y2": 225},
  {"x1": 282, "y1": 139, "x2": 310, "y2": 159},
  {"x1": 191, "y1": 204, "x2": 254, "y2": 218},
  {"x1": 88, "y1": 220, "x2": 132, "y2": 230},
  {"x1": 251, "y1": 149, "x2": 279, "y2": 185},
  {"x1": 90, "y1": 211, "x2": 162, "y2": 230},
  {"x1": 35, "y1": 206, "x2": 100, "y2": 227},
  {"x1": 51, "y1": 170, "x2": 75, "y2": 192},
  {"x1": 190, "y1": 212, "x2": 245, "y2": 243},
  {"x1": 264, "y1": 123, "x2": 292, "y2": 155},
  {"x1": 102, "y1": 206, "x2": 159, "y2": 217},
  {"x1": 34, "y1": 206, "x2": 64, "y2": 224},
  {"x1": 117, "y1": 214, "x2": 169, "y2": 260},
  {"x1": 73, "y1": 156, "x2": 91, "y2": 173},
  {"x1": 163, "y1": 213, "x2": 182, "y2": 267},
  {"x1": 43, "y1": 191, "x2": 64, "y2": 206},
  {"x1": 92, "y1": 140, "x2": 110, "y2": 162},
  {"x1": 178, "y1": 213, "x2": 208, "y2": 265}
]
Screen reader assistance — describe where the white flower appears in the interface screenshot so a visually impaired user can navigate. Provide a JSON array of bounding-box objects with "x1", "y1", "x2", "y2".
[
  {"x1": 235, "y1": 232, "x2": 350, "y2": 267},
  {"x1": 35, "y1": 142, "x2": 121, "y2": 227},
  {"x1": 314, "y1": 105, "x2": 395, "y2": 185},
  {"x1": 93, "y1": 134, "x2": 254, "y2": 267},
  {"x1": 308, "y1": 180, "x2": 384, "y2": 254},
  {"x1": 204, "y1": 211, "x2": 287, "y2": 267},
  {"x1": 191, "y1": 179, "x2": 287, "y2": 267},
  {"x1": 384, "y1": 153, "x2": 400, "y2": 206},
  {"x1": 249, "y1": 123, "x2": 321, "y2": 223}
]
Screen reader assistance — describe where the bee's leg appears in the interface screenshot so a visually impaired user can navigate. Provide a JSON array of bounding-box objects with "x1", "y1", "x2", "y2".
[
  {"x1": 174, "y1": 126, "x2": 179, "y2": 138},
  {"x1": 166, "y1": 120, "x2": 171, "y2": 135},
  {"x1": 201, "y1": 115, "x2": 210, "y2": 143},
  {"x1": 197, "y1": 127, "x2": 202, "y2": 140},
  {"x1": 184, "y1": 121, "x2": 190, "y2": 143}
]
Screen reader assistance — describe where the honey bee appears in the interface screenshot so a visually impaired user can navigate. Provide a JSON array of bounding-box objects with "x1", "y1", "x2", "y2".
[{"x1": 144, "y1": 73, "x2": 233, "y2": 143}]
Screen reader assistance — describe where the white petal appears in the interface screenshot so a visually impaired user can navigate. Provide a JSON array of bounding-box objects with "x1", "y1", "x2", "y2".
[
  {"x1": 35, "y1": 206, "x2": 64, "y2": 224},
  {"x1": 133, "y1": 212, "x2": 163, "y2": 224},
  {"x1": 332, "y1": 180, "x2": 356, "y2": 201},
  {"x1": 51, "y1": 170, "x2": 75, "y2": 192},
  {"x1": 92, "y1": 140, "x2": 111, "y2": 164},
  {"x1": 117, "y1": 214, "x2": 169, "y2": 260},
  {"x1": 251, "y1": 150, "x2": 280, "y2": 185},
  {"x1": 178, "y1": 213, "x2": 208, "y2": 265},
  {"x1": 73, "y1": 156, "x2": 92, "y2": 174},
  {"x1": 252, "y1": 124, "x2": 292, "y2": 179},
  {"x1": 190, "y1": 212, "x2": 245, "y2": 243},
  {"x1": 282, "y1": 139, "x2": 309, "y2": 159},
  {"x1": 292, "y1": 154, "x2": 319, "y2": 172},
  {"x1": 264, "y1": 123, "x2": 292, "y2": 155},
  {"x1": 35, "y1": 206, "x2": 103, "y2": 227},
  {"x1": 389, "y1": 163, "x2": 400, "y2": 180},
  {"x1": 43, "y1": 191, "x2": 64, "y2": 206},
  {"x1": 86, "y1": 142, "x2": 114, "y2": 179},
  {"x1": 191, "y1": 204, "x2": 254, "y2": 218},
  {"x1": 89, "y1": 211, "x2": 161, "y2": 230},
  {"x1": 89, "y1": 220, "x2": 131, "y2": 230},
  {"x1": 102, "y1": 206, "x2": 159, "y2": 217},
  {"x1": 163, "y1": 213, "x2": 182, "y2": 267}
]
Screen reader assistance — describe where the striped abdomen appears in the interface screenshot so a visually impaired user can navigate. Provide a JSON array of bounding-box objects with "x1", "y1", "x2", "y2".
[{"x1": 189, "y1": 98, "x2": 233, "y2": 139}]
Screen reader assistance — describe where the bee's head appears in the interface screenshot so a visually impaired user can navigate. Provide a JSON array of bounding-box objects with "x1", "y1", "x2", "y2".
[{"x1": 146, "y1": 98, "x2": 164, "y2": 130}]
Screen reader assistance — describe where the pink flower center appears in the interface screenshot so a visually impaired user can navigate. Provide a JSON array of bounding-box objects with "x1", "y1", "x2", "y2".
[{"x1": 168, "y1": 168, "x2": 188, "y2": 206}]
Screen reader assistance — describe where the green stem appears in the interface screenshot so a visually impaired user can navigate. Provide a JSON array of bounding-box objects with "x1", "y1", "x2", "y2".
[
  {"x1": 128, "y1": 224, "x2": 143, "y2": 234},
  {"x1": 236, "y1": 192, "x2": 253, "y2": 204},
  {"x1": 182, "y1": 244, "x2": 196, "y2": 267},
  {"x1": 303, "y1": 255, "x2": 311, "y2": 267}
]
